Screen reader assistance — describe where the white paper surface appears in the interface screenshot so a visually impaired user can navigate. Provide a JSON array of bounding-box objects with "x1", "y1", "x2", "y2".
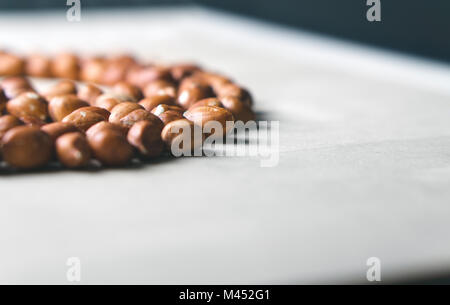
[{"x1": 1, "y1": 7, "x2": 450, "y2": 284}]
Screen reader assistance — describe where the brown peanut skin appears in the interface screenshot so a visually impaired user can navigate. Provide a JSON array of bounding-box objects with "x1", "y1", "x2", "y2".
[
  {"x1": 151, "y1": 104, "x2": 184, "y2": 125},
  {"x1": 170, "y1": 64, "x2": 200, "y2": 82},
  {"x1": 77, "y1": 84, "x2": 103, "y2": 105},
  {"x1": 87, "y1": 128, "x2": 134, "y2": 166},
  {"x1": 0, "y1": 115, "x2": 22, "y2": 140},
  {"x1": 1, "y1": 76, "x2": 31, "y2": 90},
  {"x1": 20, "y1": 116, "x2": 46, "y2": 126},
  {"x1": 157, "y1": 110, "x2": 184, "y2": 125},
  {"x1": 127, "y1": 120, "x2": 164, "y2": 158},
  {"x1": 93, "y1": 97, "x2": 121, "y2": 112},
  {"x1": 80, "y1": 57, "x2": 106, "y2": 83},
  {"x1": 196, "y1": 72, "x2": 232, "y2": 92},
  {"x1": 143, "y1": 80, "x2": 176, "y2": 98},
  {"x1": 0, "y1": 53, "x2": 24, "y2": 76},
  {"x1": 178, "y1": 76, "x2": 210, "y2": 92},
  {"x1": 56, "y1": 132, "x2": 91, "y2": 168},
  {"x1": 101, "y1": 61, "x2": 131, "y2": 86},
  {"x1": 139, "y1": 95, "x2": 175, "y2": 112},
  {"x1": 126, "y1": 65, "x2": 173, "y2": 88},
  {"x1": 113, "y1": 81, "x2": 143, "y2": 101},
  {"x1": 6, "y1": 92, "x2": 48, "y2": 122},
  {"x1": 44, "y1": 80, "x2": 77, "y2": 100},
  {"x1": 177, "y1": 83, "x2": 214, "y2": 109},
  {"x1": 151, "y1": 104, "x2": 183, "y2": 116},
  {"x1": 220, "y1": 96, "x2": 255, "y2": 122},
  {"x1": 1, "y1": 76, "x2": 35, "y2": 100},
  {"x1": 188, "y1": 98, "x2": 223, "y2": 110},
  {"x1": 96, "y1": 93, "x2": 133, "y2": 103},
  {"x1": 76, "y1": 106, "x2": 110, "y2": 121},
  {"x1": 48, "y1": 95, "x2": 89, "y2": 122},
  {"x1": 119, "y1": 109, "x2": 164, "y2": 130},
  {"x1": 41, "y1": 122, "x2": 79, "y2": 142},
  {"x1": 86, "y1": 121, "x2": 128, "y2": 138},
  {"x1": 161, "y1": 119, "x2": 202, "y2": 153},
  {"x1": 183, "y1": 105, "x2": 235, "y2": 136},
  {"x1": 1, "y1": 126, "x2": 52, "y2": 169},
  {"x1": 62, "y1": 108, "x2": 106, "y2": 132},
  {"x1": 109, "y1": 102, "x2": 143, "y2": 124},
  {"x1": 25, "y1": 54, "x2": 52, "y2": 78},
  {"x1": 216, "y1": 83, "x2": 253, "y2": 107},
  {"x1": 51, "y1": 53, "x2": 79, "y2": 80}
]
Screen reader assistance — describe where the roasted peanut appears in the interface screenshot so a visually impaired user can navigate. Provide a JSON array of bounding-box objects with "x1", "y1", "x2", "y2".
[
  {"x1": 143, "y1": 80, "x2": 176, "y2": 98},
  {"x1": 41, "y1": 122, "x2": 79, "y2": 142},
  {"x1": 87, "y1": 128, "x2": 134, "y2": 166},
  {"x1": 1, "y1": 76, "x2": 35, "y2": 99},
  {"x1": 108, "y1": 54, "x2": 137, "y2": 67},
  {"x1": 6, "y1": 92, "x2": 48, "y2": 122},
  {"x1": 157, "y1": 111, "x2": 184, "y2": 125},
  {"x1": 216, "y1": 83, "x2": 253, "y2": 107},
  {"x1": 62, "y1": 108, "x2": 106, "y2": 132},
  {"x1": 126, "y1": 65, "x2": 172, "y2": 88},
  {"x1": 43, "y1": 80, "x2": 77, "y2": 100},
  {"x1": 51, "y1": 53, "x2": 79, "y2": 80},
  {"x1": 220, "y1": 96, "x2": 255, "y2": 122},
  {"x1": 86, "y1": 121, "x2": 127, "y2": 138},
  {"x1": 161, "y1": 119, "x2": 202, "y2": 154},
  {"x1": 177, "y1": 80, "x2": 214, "y2": 109},
  {"x1": 93, "y1": 96, "x2": 121, "y2": 112},
  {"x1": 80, "y1": 57, "x2": 106, "y2": 83},
  {"x1": 170, "y1": 64, "x2": 200, "y2": 82},
  {"x1": 1, "y1": 126, "x2": 52, "y2": 169},
  {"x1": 77, "y1": 84, "x2": 103, "y2": 105},
  {"x1": 101, "y1": 60, "x2": 133, "y2": 86},
  {"x1": 76, "y1": 106, "x2": 110, "y2": 121},
  {"x1": 48, "y1": 94, "x2": 89, "y2": 121},
  {"x1": 178, "y1": 75, "x2": 211, "y2": 92},
  {"x1": 20, "y1": 116, "x2": 46, "y2": 126},
  {"x1": 119, "y1": 109, "x2": 164, "y2": 130},
  {"x1": 113, "y1": 81, "x2": 143, "y2": 101},
  {"x1": 0, "y1": 53, "x2": 24, "y2": 76},
  {"x1": 183, "y1": 106, "x2": 234, "y2": 136},
  {"x1": 188, "y1": 98, "x2": 223, "y2": 110},
  {"x1": 95, "y1": 92, "x2": 133, "y2": 104},
  {"x1": 151, "y1": 104, "x2": 184, "y2": 125},
  {"x1": 127, "y1": 120, "x2": 164, "y2": 158},
  {"x1": 56, "y1": 132, "x2": 91, "y2": 168},
  {"x1": 25, "y1": 54, "x2": 52, "y2": 78},
  {"x1": 151, "y1": 104, "x2": 183, "y2": 116},
  {"x1": 139, "y1": 95, "x2": 175, "y2": 112},
  {"x1": 109, "y1": 102, "x2": 143, "y2": 124},
  {"x1": 196, "y1": 71, "x2": 232, "y2": 92},
  {"x1": 0, "y1": 115, "x2": 22, "y2": 139}
]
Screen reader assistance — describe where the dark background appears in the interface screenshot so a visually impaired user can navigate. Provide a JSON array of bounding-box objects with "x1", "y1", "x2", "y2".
[{"x1": 1, "y1": 0, "x2": 449, "y2": 63}]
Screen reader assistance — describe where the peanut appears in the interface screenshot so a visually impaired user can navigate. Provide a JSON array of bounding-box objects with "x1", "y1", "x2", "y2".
[
  {"x1": 56, "y1": 132, "x2": 91, "y2": 168},
  {"x1": 1, "y1": 126, "x2": 52, "y2": 169}
]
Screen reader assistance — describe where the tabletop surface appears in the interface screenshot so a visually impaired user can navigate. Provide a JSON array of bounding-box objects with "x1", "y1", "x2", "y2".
[{"x1": 1, "y1": 6, "x2": 450, "y2": 284}]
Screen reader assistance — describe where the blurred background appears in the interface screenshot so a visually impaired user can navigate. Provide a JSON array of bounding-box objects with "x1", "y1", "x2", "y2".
[{"x1": 1, "y1": 0, "x2": 450, "y2": 62}]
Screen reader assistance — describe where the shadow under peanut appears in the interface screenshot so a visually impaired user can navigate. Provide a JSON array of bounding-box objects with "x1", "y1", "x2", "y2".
[{"x1": 0, "y1": 153, "x2": 179, "y2": 176}]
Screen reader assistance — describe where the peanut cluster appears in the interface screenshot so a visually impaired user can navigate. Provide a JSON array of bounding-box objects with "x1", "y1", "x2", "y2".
[{"x1": 0, "y1": 51, "x2": 255, "y2": 170}]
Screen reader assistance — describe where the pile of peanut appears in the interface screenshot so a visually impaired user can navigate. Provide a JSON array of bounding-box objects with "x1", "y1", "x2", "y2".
[{"x1": 0, "y1": 51, "x2": 254, "y2": 170}]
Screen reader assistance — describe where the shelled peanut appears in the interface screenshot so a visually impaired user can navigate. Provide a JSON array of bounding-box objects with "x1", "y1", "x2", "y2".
[{"x1": 0, "y1": 51, "x2": 255, "y2": 171}]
